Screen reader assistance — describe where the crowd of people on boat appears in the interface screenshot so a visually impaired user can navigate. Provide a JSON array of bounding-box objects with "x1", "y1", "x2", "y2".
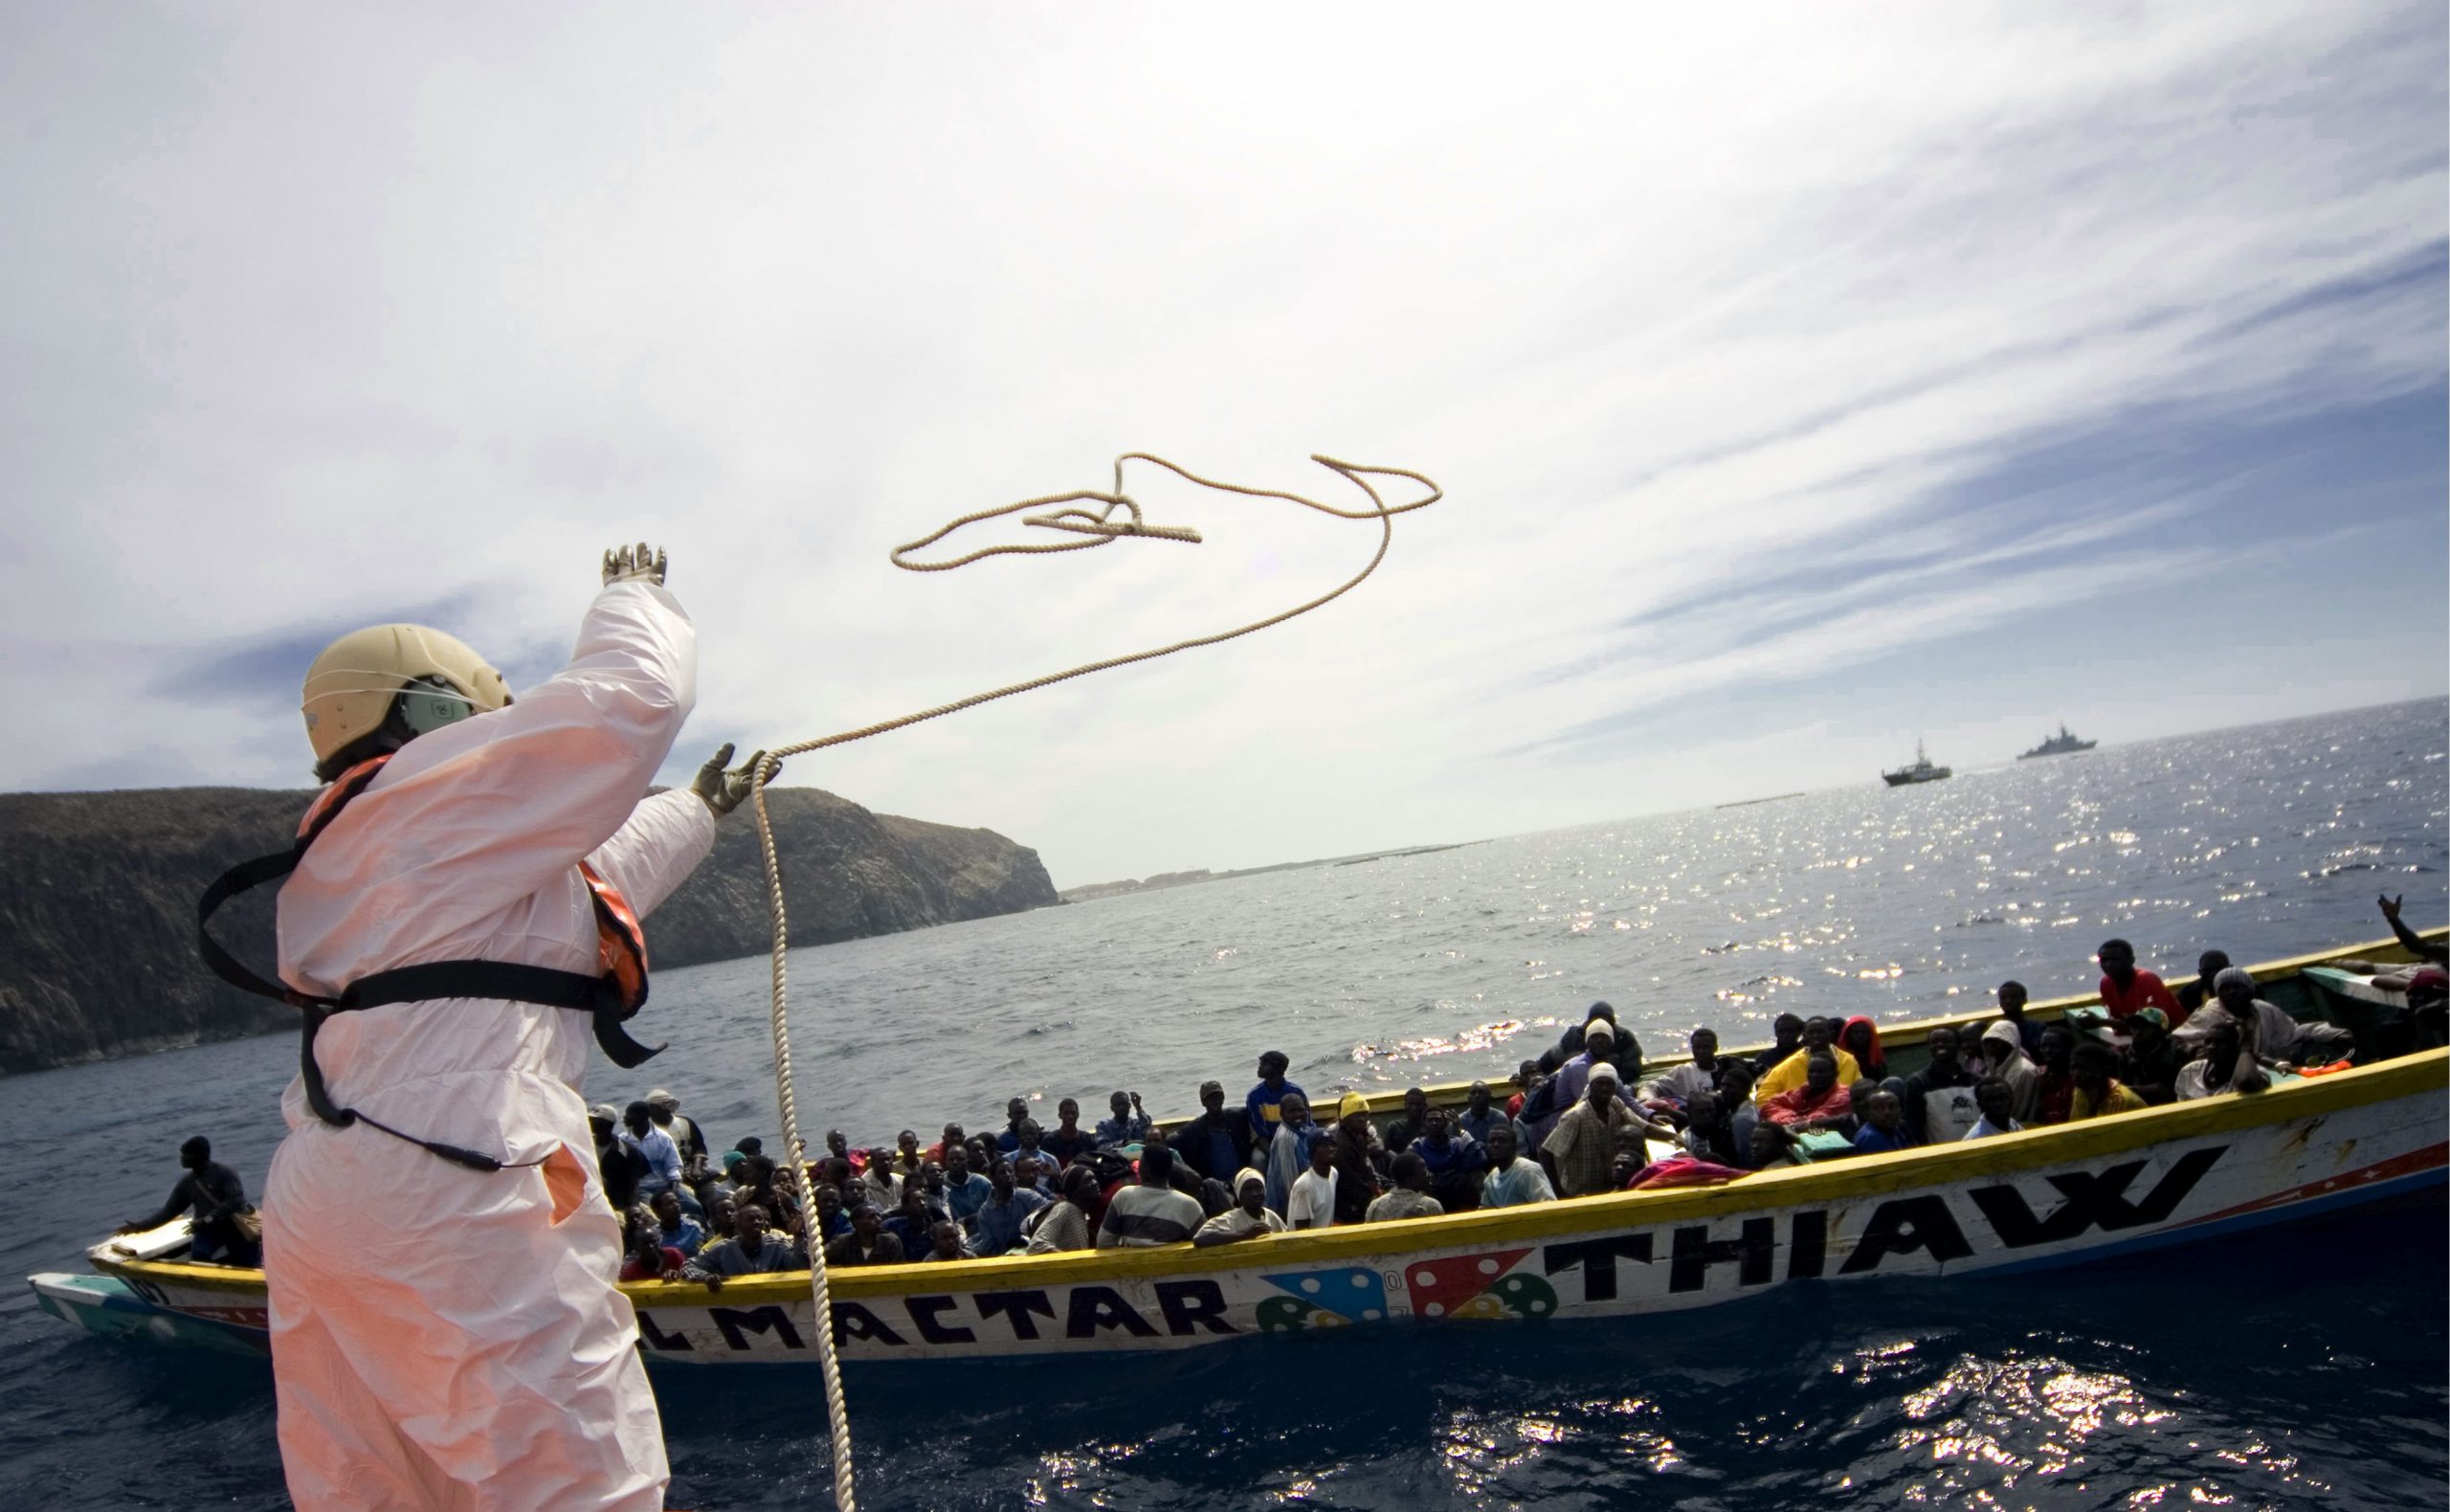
[
  {"x1": 546, "y1": 901, "x2": 2439, "y2": 1279},
  {"x1": 126, "y1": 896, "x2": 2447, "y2": 1278}
]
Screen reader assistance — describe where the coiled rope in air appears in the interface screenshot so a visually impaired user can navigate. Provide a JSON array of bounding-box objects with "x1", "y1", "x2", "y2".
[{"x1": 744, "y1": 453, "x2": 1440, "y2": 1511}]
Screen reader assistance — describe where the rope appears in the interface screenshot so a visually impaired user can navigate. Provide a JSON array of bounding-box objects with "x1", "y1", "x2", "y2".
[{"x1": 744, "y1": 453, "x2": 1439, "y2": 1511}]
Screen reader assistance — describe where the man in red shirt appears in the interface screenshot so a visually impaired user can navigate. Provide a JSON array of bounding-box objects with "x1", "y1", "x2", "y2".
[
  {"x1": 1761, "y1": 1052, "x2": 1854, "y2": 1131},
  {"x1": 2098, "y1": 938, "x2": 2186, "y2": 1026}
]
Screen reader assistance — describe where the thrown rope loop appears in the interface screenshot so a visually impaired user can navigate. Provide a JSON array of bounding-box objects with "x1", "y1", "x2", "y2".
[{"x1": 746, "y1": 453, "x2": 1439, "y2": 1512}]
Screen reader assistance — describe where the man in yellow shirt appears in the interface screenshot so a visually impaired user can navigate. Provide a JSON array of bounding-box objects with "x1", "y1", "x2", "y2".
[
  {"x1": 1751, "y1": 1016, "x2": 1860, "y2": 1102},
  {"x1": 2066, "y1": 1042, "x2": 2150, "y2": 1121}
]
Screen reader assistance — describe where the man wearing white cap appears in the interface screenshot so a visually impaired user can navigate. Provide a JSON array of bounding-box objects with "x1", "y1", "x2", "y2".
[
  {"x1": 643, "y1": 1089, "x2": 708, "y2": 1170},
  {"x1": 1527, "y1": 1020, "x2": 1638, "y2": 1145},
  {"x1": 1194, "y1": 1169, "x2": 1290, "y2": 1245},
  {"x1": 2178, "y1": 967, "x2": 2355, "y2": 1064},
  {"x1": 1541, "y1": 1064, "x2": 1669, "y2": 1196},
  {"x1": 589, "y1": 1103, "x2": 647, "y2": 1212}
]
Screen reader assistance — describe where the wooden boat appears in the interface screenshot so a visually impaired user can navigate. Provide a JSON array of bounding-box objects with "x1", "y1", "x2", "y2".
[{"x1": 33, "y1": 931, "x2": 2446, "y2": 1363}]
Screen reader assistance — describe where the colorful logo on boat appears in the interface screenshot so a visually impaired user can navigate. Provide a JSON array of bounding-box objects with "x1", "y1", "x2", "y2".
[
  {"x1": 1257, "y1": 1249, "x2": 1556, "y2": 1331},
  {"x1": 1257, "y1": 1266, "x2": 1388, "y2": 1332},
  {"x1": 1398, "y1": 1248, "x2": 1553, "y2": 1320}
]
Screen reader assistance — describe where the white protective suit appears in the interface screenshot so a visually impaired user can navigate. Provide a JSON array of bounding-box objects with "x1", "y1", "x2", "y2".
[{"x1": 263, "y1": 579, "x2": 717, "y2": 1511}]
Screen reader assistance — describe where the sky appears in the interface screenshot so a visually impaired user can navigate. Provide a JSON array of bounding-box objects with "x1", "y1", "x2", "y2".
[{"x1": 2, "y1": 3, "x2": 2444, "y2": 889}]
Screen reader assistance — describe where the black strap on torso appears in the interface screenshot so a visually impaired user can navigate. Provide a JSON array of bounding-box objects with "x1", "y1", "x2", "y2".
[{"x1": 196, "y1": 767, "x2": 663, "y2": 1172}]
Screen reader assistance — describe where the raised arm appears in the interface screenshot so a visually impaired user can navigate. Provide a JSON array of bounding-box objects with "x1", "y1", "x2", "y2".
[
  {"x1": 378, "y1": 573, "x2": 698, "y2": 870},
  {"x1": 283, "y1": 567, "x2": 702, "y2": 987},
  {"x1": 2380, "y1": 894, "x2": 2448, "y2": 964}
]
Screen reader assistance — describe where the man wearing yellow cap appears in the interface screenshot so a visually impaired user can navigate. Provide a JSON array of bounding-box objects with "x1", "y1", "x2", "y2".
[{"x1": 1327, "y1": 1091, "x2": 1388, "y2": 1222}]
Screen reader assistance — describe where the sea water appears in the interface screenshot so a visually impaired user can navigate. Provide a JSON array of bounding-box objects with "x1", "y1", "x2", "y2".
[{"x1": 4, "y1": 700, "x2": 2443, "y2": 1509}]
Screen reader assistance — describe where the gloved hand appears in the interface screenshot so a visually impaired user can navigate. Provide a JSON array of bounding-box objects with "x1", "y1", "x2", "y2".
[
  {"x1": 602, "y1": 542, "x2": 669, "y2": 586},
  {"x1": 691, "y1": 742, "x2": 772, "y2": 817}
]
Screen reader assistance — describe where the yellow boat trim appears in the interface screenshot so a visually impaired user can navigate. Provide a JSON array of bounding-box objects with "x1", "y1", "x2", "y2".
[
  {"x1": 656, "y1": 1047, "x2": 2449, "y2": 1302},
  {"x1": 96, "y1": 933, "x2": 2446, "y2": 1307}
]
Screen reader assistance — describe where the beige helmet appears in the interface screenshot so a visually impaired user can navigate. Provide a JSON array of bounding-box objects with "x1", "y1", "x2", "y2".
[{"x1": 301, "y1": 624, "x2": 511, "y2": 771}]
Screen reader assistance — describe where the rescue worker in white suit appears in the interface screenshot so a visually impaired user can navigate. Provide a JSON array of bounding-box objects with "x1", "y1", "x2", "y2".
[{"x1": 256, "y1": 543, "x2": 761, "y2": 1510}]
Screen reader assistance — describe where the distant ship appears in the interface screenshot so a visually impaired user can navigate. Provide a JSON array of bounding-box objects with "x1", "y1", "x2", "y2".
[
  {"x1": 1882, "y1": 740, "x2": 1952, "y2": 787},
  {"x1": 2017, "y1": 723, "x2": 2098, "y2": 760}
]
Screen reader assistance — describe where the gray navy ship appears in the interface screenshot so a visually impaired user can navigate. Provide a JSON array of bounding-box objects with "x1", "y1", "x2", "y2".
[{"x1": 2017, "y1": 723, "x2": 2098, "y2": 759}]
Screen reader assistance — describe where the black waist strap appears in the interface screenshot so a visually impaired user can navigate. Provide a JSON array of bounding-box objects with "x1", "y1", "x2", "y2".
[
  {"x1": 338, "y1": 960, "x2": 663, "y2": 1069},
  {"x1": 200, "y1": 840, "x2": 665, "y2": 1172}
]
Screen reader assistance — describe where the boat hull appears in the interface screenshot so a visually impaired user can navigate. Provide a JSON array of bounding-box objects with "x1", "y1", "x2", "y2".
[
  {"x1": 29, "y1": 1270, "x2": 269, "y2": 1356},
  {"x1": 70, "y1": 1052, "x2": 2448, "y2": 1362}
]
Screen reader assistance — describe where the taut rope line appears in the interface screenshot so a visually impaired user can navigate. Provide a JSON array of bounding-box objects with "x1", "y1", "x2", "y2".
[{"x1": 744, "y1": 452, "x2": 1439, "y2": 1512}]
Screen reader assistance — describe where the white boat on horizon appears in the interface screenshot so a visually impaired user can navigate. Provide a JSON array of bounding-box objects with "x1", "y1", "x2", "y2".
[{"x1": 1882, "y1": 739, "x2": 1952, "y2": 787}]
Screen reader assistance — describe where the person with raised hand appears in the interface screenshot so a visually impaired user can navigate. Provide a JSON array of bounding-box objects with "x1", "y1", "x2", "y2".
[{"x1": 250, "y1": 542, "x2": 768, "y2": 1511}]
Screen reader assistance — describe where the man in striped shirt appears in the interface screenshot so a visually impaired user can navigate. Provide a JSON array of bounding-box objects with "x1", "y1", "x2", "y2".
[{"x1": 1096, "y1": 1143, "x2": 1207, "y2": 1248}]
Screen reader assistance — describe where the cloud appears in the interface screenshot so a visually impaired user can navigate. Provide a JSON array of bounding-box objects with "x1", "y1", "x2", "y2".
[
  {"x1": 151, "y1": 591, "x2": 485, "y2": 705},
  {"x1": 1514, "y1": 367, "x2": 2448, "y2": 753},
  {"x1": 0, "y1": 2, "x2": 2442, "y2": 884},
  {"x1": 2188, "y1": 239, "x2": 2448, "y2": 350}
]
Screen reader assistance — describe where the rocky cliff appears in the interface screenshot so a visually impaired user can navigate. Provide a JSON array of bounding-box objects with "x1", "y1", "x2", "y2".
[{"x1": 0, "y1": 786, "x2": 1056, "y2": 1075}]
